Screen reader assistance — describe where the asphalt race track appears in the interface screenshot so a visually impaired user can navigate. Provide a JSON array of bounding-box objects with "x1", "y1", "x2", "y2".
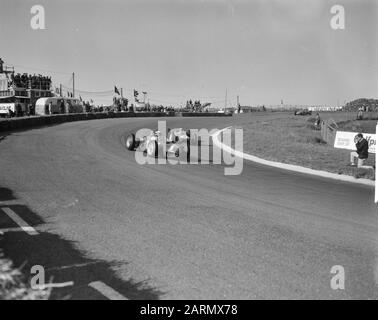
[{"x1": 0, "y1": 117, "x2": 377, "y2": 299}]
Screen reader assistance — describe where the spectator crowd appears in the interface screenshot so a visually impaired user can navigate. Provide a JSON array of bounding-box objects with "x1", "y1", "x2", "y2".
[{"x1": 10, "y1": 73, "x2": 52, "y2": 90}]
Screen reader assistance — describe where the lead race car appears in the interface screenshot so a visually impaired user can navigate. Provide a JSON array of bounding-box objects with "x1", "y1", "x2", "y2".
[{"x1": 124, "y1": 128, "x2": 193, "y2": 162}]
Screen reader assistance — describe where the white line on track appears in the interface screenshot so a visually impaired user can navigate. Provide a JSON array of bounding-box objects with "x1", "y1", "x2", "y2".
[
  {"x1": 88, "y1": 281, "x2": 128, "y2": 300},
  {"x1": 0, "y1": 227, "x2": 30, "y2": 233},
  {"x1": 33, "y1": 281, "x2": 74, "y2": 290},
  {"x1": 1, "y1": 207, "x2": 38, "y2": 235},
  {"x1": 46, "y1": 262, "x2": 99, "y2": 271}
]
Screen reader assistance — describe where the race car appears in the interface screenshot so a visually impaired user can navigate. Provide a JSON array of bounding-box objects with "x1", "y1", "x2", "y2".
[
  {"x1": 294, "y1": 108, "x2": 312, "y2": 116},
  {"x1": 125, "y1": 128, "x2": 192, "y2": 162}
]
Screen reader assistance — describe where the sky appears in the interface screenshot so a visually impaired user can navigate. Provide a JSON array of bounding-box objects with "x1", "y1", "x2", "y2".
[{"x1": 0, "y1": 0, "x2": 377, "y2": 106}]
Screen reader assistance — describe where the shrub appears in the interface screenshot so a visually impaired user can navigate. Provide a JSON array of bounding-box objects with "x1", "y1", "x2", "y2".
[{"x1": 0, "y1": 253, "x2": 50, "y2": 300}]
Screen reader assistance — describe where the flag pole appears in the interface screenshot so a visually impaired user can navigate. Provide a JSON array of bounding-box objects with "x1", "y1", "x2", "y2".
[{"x1": 72, "y1": 72, "x2": 75, "y2": 98}]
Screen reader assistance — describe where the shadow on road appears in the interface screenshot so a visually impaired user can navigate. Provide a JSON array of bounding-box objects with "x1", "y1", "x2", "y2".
[{"x1": 0, "y1": 187, "x2": 164, "y2": 300}]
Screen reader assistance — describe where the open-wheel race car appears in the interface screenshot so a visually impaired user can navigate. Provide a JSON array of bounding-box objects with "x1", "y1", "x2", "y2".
[
  {"x1": 294, "y1": 108, "x2": 312, "y2": 116},
  {"x1": 124, "y1": 128, "x2": 192, "y2": 162}
]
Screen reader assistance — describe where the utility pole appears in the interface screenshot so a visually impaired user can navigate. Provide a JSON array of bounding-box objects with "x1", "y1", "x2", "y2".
[
  {"x1": 72, "y1": 72, "x2": 75, "y2": 98},
  {"x1": 143, "y1": 91, "x2": 147, "y2": 104},
  {"x1": 224, "y1": 89, "x2": 227, "y2": 111}
]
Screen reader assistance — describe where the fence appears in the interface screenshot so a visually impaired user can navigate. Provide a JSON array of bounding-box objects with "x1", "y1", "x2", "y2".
[
  {"x1": 339, "y1": 111, "x2": 378, "y2": 122},
  {"x1": 0, "y1": 111, "x2": 232, "y2": 132},
  {"x1": 320, "y1": 119, "x2": 338, "y2": 145}
]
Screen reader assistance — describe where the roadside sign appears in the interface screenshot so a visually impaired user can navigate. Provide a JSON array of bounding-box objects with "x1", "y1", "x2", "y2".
[{"x1": 334, "y1": 131, "x2": 376, "y2": 154}]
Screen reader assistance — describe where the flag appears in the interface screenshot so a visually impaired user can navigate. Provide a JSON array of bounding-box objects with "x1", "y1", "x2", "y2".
[
  {"x1": 134, "y1": 90, "x2": 138, "y2": 97},
  {"x1": 114, "y1": 86, "x2": 120, "y2": 95}
]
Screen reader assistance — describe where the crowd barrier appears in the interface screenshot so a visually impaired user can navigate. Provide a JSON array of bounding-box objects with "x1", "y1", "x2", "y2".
[{"x1": 0, "y1": 112, "x2": 232, "y2": 132}]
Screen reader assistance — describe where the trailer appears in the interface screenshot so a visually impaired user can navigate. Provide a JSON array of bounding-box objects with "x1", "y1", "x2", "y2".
[{"x1": 35, "y1": 97, "x2": 84, "y2": 115}]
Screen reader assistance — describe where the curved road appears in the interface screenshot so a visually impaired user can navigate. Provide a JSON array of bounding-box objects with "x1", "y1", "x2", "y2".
[{"x1": 0, "y1": 117, "x2": 377, "y2": 299}]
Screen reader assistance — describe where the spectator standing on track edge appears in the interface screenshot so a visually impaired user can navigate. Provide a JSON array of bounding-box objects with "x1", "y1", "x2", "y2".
[
  {"x1": 357, "y1": 107, "x2": 364, "y2": 120},
  {"x1": 314, "y1": 113, "x2": 321, "y2": 130},
  {"x1": 48, "y1": 101, "x2": 52, "y2": 115},
  {"x1": 7, "y1": 107, "x2": 14, "y2": 118}
]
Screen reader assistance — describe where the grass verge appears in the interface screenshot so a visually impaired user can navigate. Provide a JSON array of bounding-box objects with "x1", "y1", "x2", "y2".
[{"x1": 227, "y1": 112, "x2": 375, "y2": 180}]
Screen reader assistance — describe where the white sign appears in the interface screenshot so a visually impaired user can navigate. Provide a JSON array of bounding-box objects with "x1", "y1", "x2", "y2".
[
  {"x1": 0, "y1": 103, "x2": 15, "y2": 114},
  {"x1": 334, "y1": 131, "x2": 376, "y2": 154}
]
